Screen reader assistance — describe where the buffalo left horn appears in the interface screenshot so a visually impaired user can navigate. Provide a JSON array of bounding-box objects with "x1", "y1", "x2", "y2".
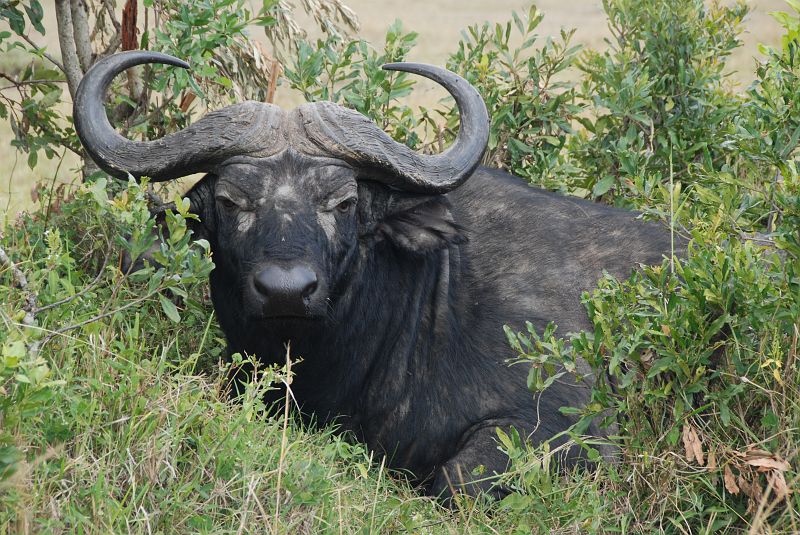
[{"x1": 73, "y1": 50, "x2": 285, "y2": 181}]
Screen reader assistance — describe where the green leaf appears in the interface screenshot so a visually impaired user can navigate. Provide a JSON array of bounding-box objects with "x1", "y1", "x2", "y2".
[
  {"x1": 24, "y1": 0, "x2": 45, "y2": 34},
  {"x1": 761, "y1": 410, "x2": 778, "y2": 429},
  {"x1": 159, "y1": 294, "x2": 181, "y2": 323},
  {"x1": 5, "y1": 7, "x2": 25, "y2": 35},
  {"x1": 592, "y1": 175, "x2": 615, "y2": 197}
]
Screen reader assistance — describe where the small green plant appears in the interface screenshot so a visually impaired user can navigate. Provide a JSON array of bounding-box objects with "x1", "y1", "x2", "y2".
[
  {"x1": 444, "y1": 5, "x2": 583, "y2": 191},
  {"x1": 285, "y1": 19, "x2": 428, "y2": 148},
  {"x1": 573, "y1": 0, "x2": 748, "y2": 207}
]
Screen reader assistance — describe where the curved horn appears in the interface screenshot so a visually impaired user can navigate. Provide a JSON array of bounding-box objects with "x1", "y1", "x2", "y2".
[
  {"x1": 74, "y1": 51, "x2": 285, "y2": 181},
  {"x1": 297, "y1": 63, "x2": 489, "y2": 193}
]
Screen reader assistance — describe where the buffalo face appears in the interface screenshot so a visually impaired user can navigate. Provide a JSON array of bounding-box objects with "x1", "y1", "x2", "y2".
[
  {"x1": 188, "y1": 150, "x2": 467, "y2": 330},
  {"x1": 198, "y1": 152, "x2": 359, "y2": 322}
]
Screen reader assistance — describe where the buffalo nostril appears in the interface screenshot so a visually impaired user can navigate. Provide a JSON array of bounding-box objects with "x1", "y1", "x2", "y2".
[
  {"x1": 253, "y1": 266, "x2": 281, "y2": 297},
  {"x1": 253, "y1": 265, "x2": 318, "y2": 302},
  {"x1": 295, "y1": 267, "x2": 318, "y2": 298}
]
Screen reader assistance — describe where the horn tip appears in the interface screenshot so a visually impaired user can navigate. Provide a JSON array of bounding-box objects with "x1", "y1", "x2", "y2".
[{"x1": 382, "y1": 62, "x2": 421, "y2": 73}]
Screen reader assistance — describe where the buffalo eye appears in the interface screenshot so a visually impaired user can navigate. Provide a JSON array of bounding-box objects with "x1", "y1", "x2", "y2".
[
  {"x1": 217, "y1": 197, "x2": 239, "y2": 211},
  {"x1": 335, "y1": 198, "x2": 357, "y2": 213}
]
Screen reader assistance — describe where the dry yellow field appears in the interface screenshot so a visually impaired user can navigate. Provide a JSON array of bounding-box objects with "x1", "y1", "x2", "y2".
[{"x1": 0, "y1": 0, "x2": 790, "y2": 213}]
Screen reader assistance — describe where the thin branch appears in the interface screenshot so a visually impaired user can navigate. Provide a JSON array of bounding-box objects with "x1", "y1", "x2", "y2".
[
  {"x1": 100, "y1": 31, "x2": 122, "y2": 58},
  {"x1": 52, "y1": 293, "x2": 155, "y2": 336},
  {"x1": 18, "y1": 33, "x2": 65, "y2": 72},
  {"x1": 34, "y1": 254, "x2": 110, "y2": 314},
  {"x1": 54, "y1": 0, "x2": 84, "y2": 99},
  {"x1": 0, "y1": 80, "x2": 68, "y2": 90},
  {"x1": 36, "y1": 290, "x2": 159, "y2": 355},
  {"x1": 70, "y1": 0, "x2": 94, "y2": 72},
  {"x1": 0, "y1": 244, "x2": 37, "y2": 326},
  {"x1": 43, "y1": 148, "x2": 68, "y2": 230},
  {"x1": 0, "y1": 71, "x2": 68, "y2": 91},
  {"x1": 103, "y1": 0, "x2": 122, "y2": 32}
]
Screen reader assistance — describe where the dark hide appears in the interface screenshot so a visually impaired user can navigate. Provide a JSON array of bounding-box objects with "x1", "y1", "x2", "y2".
[{"x1": 182, "y1": 151, "x2": 677, "y2": 498}]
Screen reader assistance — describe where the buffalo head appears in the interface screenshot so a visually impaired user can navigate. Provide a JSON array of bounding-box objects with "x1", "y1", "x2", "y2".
[{"x1": 74, "y1": 51, "x2": 488, "y2": 324}]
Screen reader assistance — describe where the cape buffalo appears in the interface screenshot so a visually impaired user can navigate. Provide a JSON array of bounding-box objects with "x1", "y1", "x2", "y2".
[{"x1": 73, "y1": 51, "x2": 676, "y2": 498}]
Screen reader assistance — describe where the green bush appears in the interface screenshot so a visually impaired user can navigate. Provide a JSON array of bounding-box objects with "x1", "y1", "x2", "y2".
[
  {"x1": 502, "y1": 1, "x2": 800, "y2": 532},
  {"x1": 573, "y1": 0, "x2": 748, "y2": 207}
]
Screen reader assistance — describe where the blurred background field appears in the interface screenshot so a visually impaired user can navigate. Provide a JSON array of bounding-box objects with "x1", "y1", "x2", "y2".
[{"x1": 0, "y1": 0, "x2": 788, "y2": 212}]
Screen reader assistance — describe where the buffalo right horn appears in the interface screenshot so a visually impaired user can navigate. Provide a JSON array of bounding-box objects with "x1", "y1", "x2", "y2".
[
  {"x1": 73, "y1": 50, "x2": 285, "y2": 181},
  {"x1": 297, "y1": 62, "x2": 489, "y2": 193}
]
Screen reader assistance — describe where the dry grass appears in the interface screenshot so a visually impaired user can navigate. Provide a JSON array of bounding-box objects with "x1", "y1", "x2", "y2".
[{"x1": 0, "y1": 0, "x2": 789, "y2": 212}]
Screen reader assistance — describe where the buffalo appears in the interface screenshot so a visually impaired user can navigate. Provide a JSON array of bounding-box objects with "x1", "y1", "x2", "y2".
[{"x1": 73, "y1": 51, "x2": 676, "y2": 498}]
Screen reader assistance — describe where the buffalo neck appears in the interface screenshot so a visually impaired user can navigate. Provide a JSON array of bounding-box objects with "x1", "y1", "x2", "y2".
[{"x1": 213, "y1": 240, "x2": 466, "y2": 429}]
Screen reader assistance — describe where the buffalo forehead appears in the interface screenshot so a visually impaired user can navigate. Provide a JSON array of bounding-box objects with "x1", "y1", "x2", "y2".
[{"x1": 217, "y1": 152, "x2": 356, "y2": 203}]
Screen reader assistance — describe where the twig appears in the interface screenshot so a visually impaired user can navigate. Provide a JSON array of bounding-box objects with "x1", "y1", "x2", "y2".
[
  {"x1": 369, "y1": 455, "x2": 386, "y2": 535},
  {"x1": 18, "y1": 33, "x2": 65, "y2": 72},
  {"x1": 266, "y1": 59, "x2": 280, "y2": 104},
  {"x1": 91, "y1": 0, "x2": 121, "y2": 57},
  {"x1": 43, "y1": 147, "x2": 68, "y2": 230},
  {"x1": 273, "y1": 343, "x2": 293, "y2": 532},
  {"x1": 100, "y1": 31, "x2": 122, "y2": 58},
  {"x1": 0, "y1": 244, "x2": 37, "y2": 326},
  {"x1": 103, "y1": 0, "x2": 122, "y2": 31},
  {"x1": 36, "y1": 291, "x2": 159, "y2": 355},
  {"x1": 34, "y1": 254, "x2": 110, "y2": 314},
  {"x1": 0, "y1": 71, "x2": 69, "y2": 90}
]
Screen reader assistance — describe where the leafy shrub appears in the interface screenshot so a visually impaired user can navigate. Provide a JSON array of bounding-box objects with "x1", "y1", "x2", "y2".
[
  {"x1": 285, "y1": 19, "x2": 429, "y2": 148},
  {"x1": 0, "y1": 0, "x2": 358, "y2": 180},
  {"x1": 286, "y1": 7, "x2": 584, "y2": 189},
  {"x1": 573, "y1": 0, "x2": 748, "y2": 207},
  {"x1": 443, "y1": 6, "x2": 582, "y2": 191},
  {"x1": 502, "y1": 2, "x2": 800, "y2": 531}
]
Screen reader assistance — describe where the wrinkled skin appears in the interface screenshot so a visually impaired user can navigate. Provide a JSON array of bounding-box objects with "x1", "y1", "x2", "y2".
[{"x1": 178, "y1": 148, "x2": 676, "y2": 498}]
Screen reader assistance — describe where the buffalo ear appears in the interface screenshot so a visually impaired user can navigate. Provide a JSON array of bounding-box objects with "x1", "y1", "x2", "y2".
[
  {"x1": 377, "y1": 196, "x2": 466, "y2": 254},
  {"x1": 185, "y1": 173, "x2": 218, "y2": 242}
]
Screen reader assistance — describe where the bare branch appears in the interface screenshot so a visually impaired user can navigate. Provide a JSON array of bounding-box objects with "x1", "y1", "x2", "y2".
[
  {"x1": 54, "y1": 0, "x2": 84, "y2": 99},
  {"x1": 0, "y1": 244, "x2": 37, "y2": 327},
  {"x1": 101, "y1": 31, "x2": 123, "y2": 59},
  {"x1": 103, "y1": 0, "x2": 122, "y2": 31},
  {"x1": 0, "y1": 71, "x2": 68, "y2": 91},
  {"x1": 266, "y1": 59, "x2": 280, "y2": 104},
  {"x1": 70, "y1": 0, "x2": 94, "y2": 72},
  {"x1": 34, "y1": 254, "x2": 110, "y2": 314},
  {"x1": 50, "y1": 291, "x2": 156, "y2": 337},
  {"x1": 18, "y1": 33, "x2": 65, "y2": 72}
]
